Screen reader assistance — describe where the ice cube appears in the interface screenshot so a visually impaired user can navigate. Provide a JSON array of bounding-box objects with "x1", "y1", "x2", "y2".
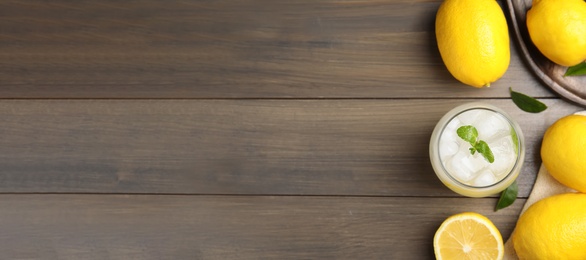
[
  {"x1": 475, "y1": 114, "x2": 509, "y2": 140},
  {"x1": 471, "y1": 169, "x2": 497, "y2": 187},
  {"x1": 459, "y1": 148, "x2": 488, "y2": 173},
  {"x1": 490, "y1": 136, "x2": 516, "y2": 176},
  {"x1": 439, "y1": 138, "x2": 460, "y2": 160},
  {"x1": 485, "y1": 129, "x2": 511, "y2": 144},
  {"x1": 439, "y1": 118, "x2": 464, "y2": 160},
  {"x1": 444, "y1": 147, "x2": 488, "y2": 183},
  {"x1": 444, "y1": 152, "x2": 475, "y2": 182},
  {"x1": 444, "y1": 117, "x2": 462, "y2": 134},
  {"x1": 457, "y1": 110, "x2": 483, "y2": 125}
]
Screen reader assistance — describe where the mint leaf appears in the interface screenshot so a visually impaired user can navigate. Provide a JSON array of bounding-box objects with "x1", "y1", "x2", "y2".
[
  {"x1": 495, "y1": 181, "x2": 518, "y2": 211},
  {"x1": 457, "y1": 125, "x2": 494, "y2": 163},
  {"x1": 457, "y1": 125, "x2": 478, "y2": 145},
  {"x1": 475, "y1": 140, "x2": 494, "y2": 163},
  {"x1": 510, "y1": 87, "x2": 547, "y2": 113},
  {"x1": 565, "y1": 62, "x2": 586, "y2": 76}
]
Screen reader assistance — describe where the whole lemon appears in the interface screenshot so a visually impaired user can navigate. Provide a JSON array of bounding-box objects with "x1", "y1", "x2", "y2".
[
  {"x1": 435, "y1": 0, "x2": 510, "y2": 88},
  {"x1": 526, "y1": 0, "x2": 586, "y2": 67},
  {"x1": 541, "y1": 114, "x2": 586, "y2": 192},
  {"x1": 513, "y1": 193, "x2": 586, "y2": 259}
]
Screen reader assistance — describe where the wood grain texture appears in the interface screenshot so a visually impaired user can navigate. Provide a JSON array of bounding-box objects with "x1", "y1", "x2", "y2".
[
  {"x1": 0, "y1": 99, "x2": 579, "y2": 196},
  {"x1": 0, "y1": 1, "x2": 574, "y2": 258},
  {"x1": 0, "y1": 195, "x2": 524, "y2": 259},
  {"x1": 0, "y1": 0, "x2": 551, "y2": 98}
]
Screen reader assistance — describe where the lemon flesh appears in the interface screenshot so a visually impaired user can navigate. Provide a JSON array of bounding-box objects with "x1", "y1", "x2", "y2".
[
  {"x1": 435, "y1": 0, "x2": 510, "y2": 88},
  {"x1": 434, "y1": 212, "x2": 504, "y2": 260}
]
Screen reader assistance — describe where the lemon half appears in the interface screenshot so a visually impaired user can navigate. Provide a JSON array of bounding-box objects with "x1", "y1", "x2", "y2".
[{"x1": 434, "y1": 212, "x2": 504, "y2": 260}]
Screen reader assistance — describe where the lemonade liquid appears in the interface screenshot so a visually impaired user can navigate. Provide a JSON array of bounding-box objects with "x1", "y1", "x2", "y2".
[{"x1": 430, "y1": 103, "x2": 524, "y2": 197}]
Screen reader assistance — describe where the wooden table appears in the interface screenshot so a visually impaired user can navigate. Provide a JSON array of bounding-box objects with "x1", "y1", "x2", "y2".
[{"x1": 0, "y1": 1, "x2": 582, "y2": 259}]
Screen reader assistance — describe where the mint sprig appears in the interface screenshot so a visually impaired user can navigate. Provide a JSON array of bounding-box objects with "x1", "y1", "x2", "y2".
[{"x1": 456, "y1": 125, "x2": 494, "y2": 163}]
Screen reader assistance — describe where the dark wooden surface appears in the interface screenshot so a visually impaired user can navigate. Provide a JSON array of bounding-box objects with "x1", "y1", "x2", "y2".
[
  {"x1": 0, "y1": 1, "x2": 583, "y2": 259},
  {"x1": 0, "y1": 195, "x2": 526, "y2": 259}
]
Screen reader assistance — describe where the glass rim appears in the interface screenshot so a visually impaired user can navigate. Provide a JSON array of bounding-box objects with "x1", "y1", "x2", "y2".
[{"x1": 430, "y1": 102, "x2": 525, "y2": 193}]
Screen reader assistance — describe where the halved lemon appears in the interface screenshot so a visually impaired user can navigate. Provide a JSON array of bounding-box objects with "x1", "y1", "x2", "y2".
[{"x1": 433, "y1": 212, "x2": 504, "y2": 260}]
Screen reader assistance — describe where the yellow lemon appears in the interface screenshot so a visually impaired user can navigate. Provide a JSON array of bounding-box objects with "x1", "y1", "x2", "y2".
[
  {"x1": 513, "y1": 193, "x2": 586, "y2": 259},
  {"x1": 541, "y1": 114, "x2": 586, "y2": 192},
  {"x1": 434, "y1": 212, "x2": 504, "y2": 260},
  {"x1": 527, "y1": 0, "x2": 586, "y2": 67},
  {"x1": 435, "y1": 0, "x2": 510, "y2": 88}
]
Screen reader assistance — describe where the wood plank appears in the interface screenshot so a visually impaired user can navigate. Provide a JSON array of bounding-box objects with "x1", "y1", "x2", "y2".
[
  {"x1": 0, "y1": 0, "x2": 551, "y2": 98},
  {"x1": 0, "y1": 99, "x2": 580, "y2": 196},
  {"x1": 0, "y1": 195, "x2": 524, "y2": 259}
]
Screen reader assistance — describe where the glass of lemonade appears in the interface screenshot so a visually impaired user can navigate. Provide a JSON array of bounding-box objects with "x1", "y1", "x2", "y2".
[{"x1": 429, "y1": 102, "x2": 525, "y2": 197}]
